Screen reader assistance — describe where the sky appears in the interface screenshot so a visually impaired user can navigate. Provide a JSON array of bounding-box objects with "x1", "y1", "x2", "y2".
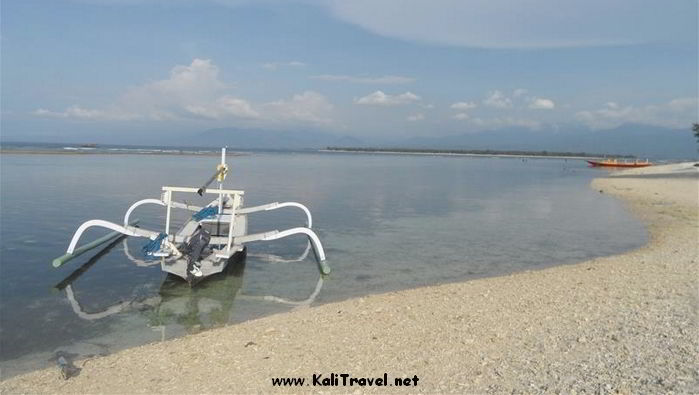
[{"x1": 1, "y1": 0, "x2": 697, "y2": 144}]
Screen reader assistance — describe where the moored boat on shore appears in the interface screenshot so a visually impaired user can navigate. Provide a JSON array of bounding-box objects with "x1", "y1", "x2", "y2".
[
  {"x1": 587, "y1": 159, "x2": 653, "y2": 168},
  {"x1": 53, "y1": 147, "x2": 329, "y2": 286}
]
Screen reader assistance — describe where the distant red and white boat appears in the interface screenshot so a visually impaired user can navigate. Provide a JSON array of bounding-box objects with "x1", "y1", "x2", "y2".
[{"x1": 586, "y1": 159, "x2": 653, "y2": 168}]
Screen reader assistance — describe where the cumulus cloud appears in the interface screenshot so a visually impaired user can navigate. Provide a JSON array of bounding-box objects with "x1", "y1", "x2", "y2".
[
  {"x1": 185, "y1": 95, "x2": 259, "y2": 119},
  {"x1": 450, "y1": 101, "x2": 477, "y2": 110},
  {"x1": 575, "y1": 98, "x2": 698, "y2": 129},
  {"x1": 32, "y1": 58, "x2": 333, "y2": 126},
  {"x1": 35, "y1": 58, "x2": 233, "y2": 121},
  {"x1": 479, "y1": 89, "x2": 555, "y2": 111},
  {"x1": 355, "y1": 90, "x2": 421, "y2": 106},
  {"x1": 483, "y1": 90, "x2": 512, "y2": 108},
  {"x1": 447, "y1": 90, "x2": 556, "y2": 123},
  {"x1": 406, "y1": 113, "x2": 424, "y2": 121},
  {"x1": 528, "y1": 97, "x2": 556, "y2": 110},
  {"x1": 310, "y1": 74, "x2": 414, "y2": 84},
  {"x1": 32, "y1": 106, "x2": 139, "y2": 121},
  {"x1": 125, "y1": 58, "x2": 227, "y2": 108}
]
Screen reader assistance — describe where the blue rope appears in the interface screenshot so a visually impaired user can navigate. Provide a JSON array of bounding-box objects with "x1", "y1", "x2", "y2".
[
  {"x1": 192, "y1": 206, "x2": 218, "y2": 221},
  {"x1": 142, "y1": 233, "x2": 167, "y2": 259}
]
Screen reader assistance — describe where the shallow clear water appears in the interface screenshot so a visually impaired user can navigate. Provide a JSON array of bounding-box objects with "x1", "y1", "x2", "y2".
[{"x1": 0, "y1": 152, "x2": 646, "y2": 377}]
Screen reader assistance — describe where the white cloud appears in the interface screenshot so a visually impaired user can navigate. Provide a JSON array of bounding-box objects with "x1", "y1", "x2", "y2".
[
  {"x1": 528, "y1": 97, "x2": 556, "y2": 110},
  {"x1": 575, "y1": 98, "x2": 698, "y2": 129},
  {"x1": 407, "y1": 113, "x2": 424, "y2": 121},
  {"x1": 34, "y1": 58, "x2": 229, "y2": 121},
  {"x1": 116, "y1": 58, "x2": 230, "y2": 120},
  {"x1": 32, "y1": 106, "x2": 138, "y2": 121},
  {"x1": 35, "y1": 58, "x2": 231, "y2": 121},
  {"x1": 448, "y1": 90, "x2": 555, "y2": 122},
  {"x1": 355, "y1": 90, "x2": 421, "y2": 106},
  {"x1": 483, "y1": 90, "x2": 512, "y2": 108},
  {"x1": 262, "y1": 61, "x2": 306, "y2": 70},
  {"x1": 327, "y1": 0, "x2": 691, "y2": 49},
  {"x1": 185, "y1": 95, "x2": 259, "y2": 119},
  {"x1": 32, "y1": 58, "x2": 333, "y2": 126},
  {"x1": 479, "y1": 90, "x2": 555, "y2": 110},
  {"x1": 450, "y1": 101, "x2": 477, "y2": 110},
  {"x1": 311, "y1": 74, "x2": 414, "y2": 84}
]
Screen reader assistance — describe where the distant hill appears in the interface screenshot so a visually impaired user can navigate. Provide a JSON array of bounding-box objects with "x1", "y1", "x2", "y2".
[
  {"x1": 186, "y1": 123, "x2": 696, "y2": 159},
  {"x1": 193, "y1": 127, "x2": 362, "y2": 150},
  {"x1": 325, "y1": 147, "x2": 631, "y2": 159},
  {"x1": 393, "y1": 124, "x2": 697, "y2": 160}
]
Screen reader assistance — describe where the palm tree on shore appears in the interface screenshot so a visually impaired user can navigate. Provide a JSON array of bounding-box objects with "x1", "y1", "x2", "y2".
[{"x1": 694, "y1": 123, "x2": 699, "y2": 143}]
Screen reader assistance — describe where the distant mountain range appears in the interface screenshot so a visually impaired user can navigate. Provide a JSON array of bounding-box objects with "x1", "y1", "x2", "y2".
[
  {"x1": 194, "y1": 124, "x2": 697, "y2": 159},
  {"x1": 395, "y1": 124, "x2": 697, "y2": 160},
  {"x1": 192, "y1": 127, "x2": 362, "y2": 150}
]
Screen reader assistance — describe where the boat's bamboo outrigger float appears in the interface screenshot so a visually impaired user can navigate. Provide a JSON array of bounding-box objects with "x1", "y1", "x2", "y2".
[{"x1": 53, "y1": 148, "x2": 329, "y2": 285}]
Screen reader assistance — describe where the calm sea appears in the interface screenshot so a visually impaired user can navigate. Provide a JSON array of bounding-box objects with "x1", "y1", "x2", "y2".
[{"x1": 0, "y1": 149, "x2": 646, "y2": 378}]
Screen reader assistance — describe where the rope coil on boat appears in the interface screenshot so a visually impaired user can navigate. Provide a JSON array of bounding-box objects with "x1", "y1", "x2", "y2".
[{"x1": 216, "y1": 163, "x2": 228, "y2": 181}]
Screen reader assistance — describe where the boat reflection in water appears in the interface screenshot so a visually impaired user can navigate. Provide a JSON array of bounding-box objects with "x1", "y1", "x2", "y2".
[{"x1": 54, "y1": 236, "x2": 324, "y2": 337}]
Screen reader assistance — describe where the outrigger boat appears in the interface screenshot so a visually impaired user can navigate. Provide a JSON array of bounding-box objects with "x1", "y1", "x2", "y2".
[
  {"x1": 52, "y1": 148, "x2": 329, "y2": 286},
  {"x1": 586, "y1": 158, "x2": 653, "y2": 168}
]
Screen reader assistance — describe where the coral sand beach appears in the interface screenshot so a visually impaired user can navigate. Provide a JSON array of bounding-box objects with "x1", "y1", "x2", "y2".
[{"x1": 1, "y1": 164, "x2": 697, "y2": 393}]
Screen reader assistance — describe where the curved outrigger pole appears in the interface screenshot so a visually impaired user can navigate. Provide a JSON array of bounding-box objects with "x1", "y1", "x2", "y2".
[{"x1": 237, "y1": 201, "x2": 313, "y2": 228}]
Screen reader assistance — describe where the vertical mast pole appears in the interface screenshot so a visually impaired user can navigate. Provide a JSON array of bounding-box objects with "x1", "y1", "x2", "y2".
[
  {"x1": 165, "y1": 190, "x2": 172, "y2": 235},
  {"x1": 219, "y1": 147, "x2": 226, "y2": 213}
]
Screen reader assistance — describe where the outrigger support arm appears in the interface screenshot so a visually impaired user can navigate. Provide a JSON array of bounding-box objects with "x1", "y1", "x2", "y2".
[
  {"x1": 236, "y1": 202, "x2": 313, "y2": 228},
  {"x1": 123, "y1": 198, "x2": 204, "y2": 226},
  {"x1": 66, "y1": 220, "x2": 160, "y2": 254},
  {"x1": 123, "y1": 199, "x2": 164, "y2": 226},
  {"x1": 53, "y1": 219, "x2": 141, "y2": 268},
  {"x1": 234, "y1": 227, "x2": 329, "y2": 274}
]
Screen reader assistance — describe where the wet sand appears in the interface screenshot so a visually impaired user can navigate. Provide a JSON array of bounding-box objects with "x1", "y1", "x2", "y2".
[{"x1": 1, "y1": 164, "x2": 697, "y2": 393}]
